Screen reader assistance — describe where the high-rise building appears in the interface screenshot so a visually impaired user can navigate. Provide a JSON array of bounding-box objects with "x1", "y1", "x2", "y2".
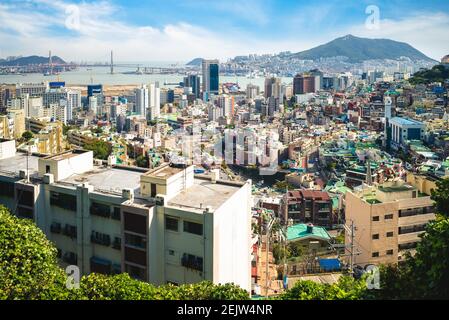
[
  {"x1": 264, "y1": 77, "x2": 281, "y2": 99},
  {"x1": 184, "y1": 74, "x2": 201, "y2": 98},
  {"x1": 16, "y1": 82, "x2": 48, "y2": 97},
  {"x1": 293, "y1": 74, "x2": 316, "y2": 95},
  {"x1": 202, "y1": 59, "x2": 219, "y2": 98},
  {"x1": 148, "y1": 83, "x2": 160, "y2": 120},
  {"x1": 135, "y1": 85, "x2": 149, "y2": 118},
  {"x1": 246, "y1": 84, "x2": 260, "y2": 100}
]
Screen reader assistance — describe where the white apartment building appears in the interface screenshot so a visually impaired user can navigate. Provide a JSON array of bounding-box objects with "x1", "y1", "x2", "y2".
[
  {"x1": 148, "y1": 83, "x2": 161, "y2": 120},
  {"x1": 135, "y1": 85, "x2": 149, "y2": 118},
  {"x1": 0, "y1": 145, "x2": 252, "y2": 292}
]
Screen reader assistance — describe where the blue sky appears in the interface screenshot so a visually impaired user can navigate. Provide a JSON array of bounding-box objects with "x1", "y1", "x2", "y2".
[{"x1": 0, "y1": 0, "x2": 448, "y2": 62}]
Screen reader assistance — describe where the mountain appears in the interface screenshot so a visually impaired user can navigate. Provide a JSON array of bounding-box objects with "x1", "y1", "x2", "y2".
[
  {"x1": 186, "y1": 58, "x2": 203, "y2": 66},
  {"x1": 291, "y1": 35, "x2": 435, "y2": 63},
  {"x1": 0, "y1": 55, "x2": 66, "y2": 66}
]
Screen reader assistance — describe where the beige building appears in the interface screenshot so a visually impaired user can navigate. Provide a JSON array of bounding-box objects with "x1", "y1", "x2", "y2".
[
  {"x1": 25, "y1": 117, "x2": 63, "y2": 155},
  {"x1": 345, "y1": 180, "x2": 435, "y2": 266}
]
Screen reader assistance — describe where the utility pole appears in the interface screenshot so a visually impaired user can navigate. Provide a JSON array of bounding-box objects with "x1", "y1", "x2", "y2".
[
  {"x1": 349, "y1": 220, "x2": 355, "y2": 276},
  {"x1": 265, "y1": 217, "x2": 274, "y2": 298}
]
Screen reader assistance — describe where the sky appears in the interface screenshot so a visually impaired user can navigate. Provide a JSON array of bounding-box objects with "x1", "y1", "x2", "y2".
[{"x1": 0, "y1": 0, "x2": 448, "y2": 63}]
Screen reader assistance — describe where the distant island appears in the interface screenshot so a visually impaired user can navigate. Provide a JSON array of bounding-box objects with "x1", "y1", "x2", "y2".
[
  {"x1": 0, "y1": 55, "x2": 66, "y2": 66},
  {"x1": 186, "y1": 58, "x2": 203, "y2": 67}
]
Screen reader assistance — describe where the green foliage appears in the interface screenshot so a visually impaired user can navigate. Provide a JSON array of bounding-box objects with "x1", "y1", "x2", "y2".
[
  {"x1": 272, "y1": 243, "x2": 290, "y2": 264},
  {"x1": 135, "y1": 154, "x2": 149, "y2": 168},
  {"x1": 273, "y1": 180, "x2": 294, "y2": 191},
  {"x1": 63, "y1": 125, "x2": 76, "y2": 135},
  {"x1": 431, "y1": 178, "x2": 449, "y2": 218},
  {"x1": 83, "y1": 140, "x2": 112, "y2": 160},
  {"x1": 21, "y1": 131, "x2": 33, "y2": 141},
  {"x1": 0, "y1": 207, "x2": 249, "y2": 300},
  {"x1": 409, "y1": 64, "x2": 449, "y2": 85},
  {"x1": 91, "y1": 126, "x2": 103, "y2": 135},
  {"x1": 0, "y1": 206, "x2": 72, "y2": 300},
  {"x1": 279, "y1": 276, "x2": 368, "y2": 300}
]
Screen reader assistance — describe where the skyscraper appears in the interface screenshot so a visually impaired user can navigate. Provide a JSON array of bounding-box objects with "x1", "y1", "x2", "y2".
[
  {"x1": 135, "y1": 85, "x2": 149, "y2": 117},
  {"x1": 148, "y1": 82, "x2": 160, "y2": 120},
  {"x1": 293, "y1": 74, "x2": 316, "y2": 95},
  {"x1": 184, "y1": 74, "x2": 201, "y2": 98},
  {"x1": 202, "y1": 59, "x2": 219, "y2": 98},
  {"x1": 264, "y1": 77, "x2": 281, "y2": 99}
]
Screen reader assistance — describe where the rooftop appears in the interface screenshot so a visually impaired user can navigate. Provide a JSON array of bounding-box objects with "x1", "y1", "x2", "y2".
[
  {"x1": 143, "y1": 165, "x2": 184, "y2": 179},
  {"x1": 61, "y1": 165, "x2": 143, "y2": 195},
  {"x1": 167, "y1": 178, "x2": 243, "y2": 212},
  {"x1": 390, "y1": 117, "x2": 423, "y2": 126},
  {"x1": 0, "y1": 153, "x2": 40, "y2": 177},
  {"x1": 287, "y1": 223, "x2": 331, "y2": 242}
]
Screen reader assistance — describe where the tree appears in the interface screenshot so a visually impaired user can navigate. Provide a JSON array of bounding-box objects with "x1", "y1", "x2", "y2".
[
  {"x1": 279, "y1": 276, "x2": 368, "y2": 300},
  {"x1": 431, "y1": 178, "x2": 449, "y2": 218},
  {"x1": 0, "y1": 205, "x2": 74, "y2": 299},
  {"x1": 21, "y1": 131, "x2": 33, "y2": 141},
  {"x1": 135, "y1": 154, "x2": 149, "y2": 168},
  {"x1": 0, "y1": 206, "x2": 249, "y2": 300},
  {"x1": 83, "y1": 140, "x2": 112, "y2": 160}
]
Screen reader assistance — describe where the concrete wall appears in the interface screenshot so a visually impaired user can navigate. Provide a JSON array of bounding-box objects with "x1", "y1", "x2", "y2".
[{"x1": 213, "y1": 181, "x2": 252, "y2": 292}]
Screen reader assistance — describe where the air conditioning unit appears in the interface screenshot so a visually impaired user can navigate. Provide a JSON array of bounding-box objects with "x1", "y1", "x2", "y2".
[
  {"x1": 155, "y1": 196, "x2": 164, "y2": 206},
  {"x1": 19, "y1": 169, "x2": 28, "y2": 179},
  {"x1": 43, "y1": 173, "x2": 54, "y2": 184},
  {"x1": 122, "y1": 188, "x2": 134, "y2": 201}
]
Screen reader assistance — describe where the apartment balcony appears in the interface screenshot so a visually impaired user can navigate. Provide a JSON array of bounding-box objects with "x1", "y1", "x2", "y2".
[
  {"x1": 62, "y1": 225, "x2": 77, "y2": 239},
  {"x1": 398, "y1": 213, "x2": 435, "y2": 227},
  {"x1": 398, "y1": 231, "x2": 424, "y2": 244},
  {"x1": 91, "y1": 233, "x2": 111, "y2": 246},
  {"x1": 112, "y1": 237, "x2": 121, "y2": 250},
  {"x1": 181, "y1": 253, "x2": 203, "y2": 272}
]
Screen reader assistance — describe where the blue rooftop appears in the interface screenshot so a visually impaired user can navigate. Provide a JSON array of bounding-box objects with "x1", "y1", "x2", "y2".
[{"x1": 390, "y1": 117, "x2": 423, "y2": 126}]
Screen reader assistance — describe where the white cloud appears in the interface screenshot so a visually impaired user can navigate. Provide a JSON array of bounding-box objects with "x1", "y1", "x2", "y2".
[
  {"x1": 0, "y1": 1, "x2": 448, "y2": 62},
  {"x1": 347, "y1": 12, "x2": 449, "y2": 60}
]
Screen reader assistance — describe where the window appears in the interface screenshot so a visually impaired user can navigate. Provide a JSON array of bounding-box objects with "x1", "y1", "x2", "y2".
[
  {"x1": 372, "y1": 216, "x2": 380, "y2": 222},
  {"x1": 386, "y1": 231, "x2": 394, "y2": 237},
  {"x1": 0, "y1": 181, "x2": 15, "y2": 197},
  {"x1": 372, "y1": 234, "x2": 379, "y2": 240},
  {"x1": 165, "y1": 216, "x2": 179, "y2": 231},
  {"x1": 90, "y1": 201, "x2": 110, "y2": 218},
  {"x1": 17, "y1": 190, "x2": 34, "y2": 207},
  {"x1": 372, "y1": 252, "x2": 379, "y2": 258},
  {"x1": 125, "y1": 264, "x2": 146, "y2": 281},
  {"x1": 124, "y1": 233, "x2": 146, "y2": 249},
  {"x1": 183, "y1": 221, "x2": 203, "y2": 236},
  {"x1": 168, "y1": 249, "x2": 175, "y2": 256},
  {"x1": 111, "y1": 207, "x2": 121, "y2": 220},
  {"x1": 181, "y1": 253, "x2": 203, "y2": 272},
  {"x1": 385, "y1": 214, "x2": 394, "y2": 220},
  {"x1": 46, "y1": 165, "x2": 51, "y2": 173},
  {"x1": 50, "y1": 192, "x2": 77, "y2": 211},
  {"x1": 151, "y1": 183, "x2": 157, "y2": 197},
  {"x1": 386, "y1": 249, "x2": 394, "y2": 255}
]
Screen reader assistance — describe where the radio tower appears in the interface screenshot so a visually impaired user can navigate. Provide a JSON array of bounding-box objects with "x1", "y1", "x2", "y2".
[{"x1": 110, "y1": 50, "x2": 114, "y2": 74}]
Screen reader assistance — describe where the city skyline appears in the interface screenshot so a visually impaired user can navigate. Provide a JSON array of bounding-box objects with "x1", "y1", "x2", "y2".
[{"x1": 0, "y1": 0, "x2": 449, "y2": 62}]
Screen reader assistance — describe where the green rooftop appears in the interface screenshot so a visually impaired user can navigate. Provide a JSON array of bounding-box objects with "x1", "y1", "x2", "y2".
[{"x1": 287, "y1": 224, "x2": 331, "y2": 242}]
